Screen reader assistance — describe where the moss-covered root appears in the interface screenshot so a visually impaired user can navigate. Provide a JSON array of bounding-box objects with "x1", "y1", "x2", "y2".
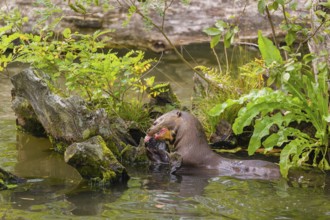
[{"x1": 64, "y1": 136, "x2": 129, "y2": 187}]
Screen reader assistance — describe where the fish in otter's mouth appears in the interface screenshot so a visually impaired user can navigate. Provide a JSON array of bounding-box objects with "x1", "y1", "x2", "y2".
[{"x1": 144, "y1": 128, "x2": 173, "y2": 164}]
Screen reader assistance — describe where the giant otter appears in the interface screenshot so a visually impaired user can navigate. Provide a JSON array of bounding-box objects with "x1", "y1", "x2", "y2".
[{"x1": 145, "y1": 110, "x2": 281, "y2": 179}]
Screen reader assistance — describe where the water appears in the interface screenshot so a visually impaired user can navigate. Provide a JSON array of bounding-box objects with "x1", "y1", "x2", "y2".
[{"x1": 1, "y1": 46, "x2": 330, "y2": 219}]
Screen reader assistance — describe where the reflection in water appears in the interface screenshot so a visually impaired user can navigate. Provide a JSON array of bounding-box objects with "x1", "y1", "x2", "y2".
[
  {"x1": 14, "y1": 132, "x2": 81, "y2": 181},
  {"x1": 142, "y1": 164, "x2": 211, "y2": 197},
  {"x1": 66, "y1": 182, "x2": 128, "y2": 216}
]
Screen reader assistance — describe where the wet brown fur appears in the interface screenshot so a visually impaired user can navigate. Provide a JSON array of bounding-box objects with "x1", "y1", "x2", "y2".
[{"x1": 147, "y1": 110, "x2": 281, "y2": 179}]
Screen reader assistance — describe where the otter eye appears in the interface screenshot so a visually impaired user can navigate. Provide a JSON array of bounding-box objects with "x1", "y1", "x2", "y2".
[{"x1": 153, "y1": 121, "x2": 158, "y2": 126}]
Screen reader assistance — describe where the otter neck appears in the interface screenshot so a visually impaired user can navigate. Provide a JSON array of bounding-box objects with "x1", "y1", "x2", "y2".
[{"x1": 173, "y1": 127, "x2": 223, "y2": 168}]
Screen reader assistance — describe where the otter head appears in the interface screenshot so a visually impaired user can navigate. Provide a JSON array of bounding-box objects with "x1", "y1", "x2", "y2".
[{"x1": 145, "y1": 110, "x2": 182, "y2": 142}]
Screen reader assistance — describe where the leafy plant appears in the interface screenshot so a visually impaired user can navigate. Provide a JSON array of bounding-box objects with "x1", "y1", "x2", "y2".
[
  {"x1": 192, "y1": 61, "x2": 265, "y2": 137},
  {"x1": 203, "y1": 20, "x2": 239, "y2": 74},
  {"x1": 209, "y1": 31, "x2": 330, "y2": 177},
  {"x1": 0, "y1": 3, "x2": 156, "y2": 130}
]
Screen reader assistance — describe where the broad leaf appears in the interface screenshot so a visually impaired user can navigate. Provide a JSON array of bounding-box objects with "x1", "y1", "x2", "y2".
[
  {"x1": 248, "y1": 112, "x2": 293, "y2": 154},
  {"x1": 248, "y1": 115, "x2": 276, "y2": 155},
  {"x1": 262, "y1": 133, "x2": 280, "y2": 151},
  {"x1": 279, "y1": 141, "x2": 297, "y2": 178},
  {"x1": 257, "y1": 0, "x2": 266, "y2": 14},
  {"x1": 203, "y1": 27, "x2": 221, "y2": 36},
  {"x1": 258, "y1": 31, "x2": 283, "y2": 65},
  {"x1": 285, "y1": 31, "x2": 295, "y2": 46},
  {"x1": 210, "y1": 35, "x2": 220, "y2": 48}
]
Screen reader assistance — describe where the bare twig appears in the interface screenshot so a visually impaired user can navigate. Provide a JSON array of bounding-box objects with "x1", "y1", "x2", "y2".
[
  {"x1": 265, "y1": 5, "x2": 278, "y2": 48},
  {"x1": 296, "y1": 20, "x2": 325, "y2": 53},
  {"x1": 132, "y1": 6, "x2": 220, "y2": 90},
  {"x1": 161, "y1": 0, "x2": 174, "y2": 31}
]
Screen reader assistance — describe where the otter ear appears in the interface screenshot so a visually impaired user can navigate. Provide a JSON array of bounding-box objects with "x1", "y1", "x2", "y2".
[{"x1": 176, "y1": 111, "x2": 182, "y2": 117}]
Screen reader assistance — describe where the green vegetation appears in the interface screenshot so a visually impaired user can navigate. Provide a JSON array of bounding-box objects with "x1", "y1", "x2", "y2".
[
  {"x1": 0, "y1": 1, "x2": 156, "y2": 132},
  {"x1": 209, "y1": 1, "x2": 330, "y2": 177},
  {"x1": 1, "y1": 0, "x2": 329, "y2": 178},
  {"x1": 203, "y1": 20, "x2": 239, "y2": 74}
]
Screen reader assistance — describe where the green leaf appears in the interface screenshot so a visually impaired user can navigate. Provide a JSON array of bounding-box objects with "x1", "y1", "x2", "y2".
[
  {"x1": 208, "y1": 99, "x2": 238, "y2": 117},
  {"x1": 281, "y1": 46, "x2": 291, "y2": 52},
  {"x1": 269, "y1": 2, "x2": 279, "y2": 10},
  {"x1": 285, "y1": 31, "x2": 296, "y2": 46},
  {"x1": 203, "y1": 27, "x2": 221, "y2": 36},
  {"x1": 257, "y1": 31, "x2": 283, "y2": 65},
  {"x1": 279, "y1": 142, "x2": 297, "y2": 178},
  {"x1": 276, "y1": 0, "x2": 285, "y2": 5},
  {"x1": 93, "y1": 29, "x2": 113, "y2": 39},
  {"x1": 262, "y1": 133, "x2": 280, "y2": 150},
  {"x1": 258, "y1": 0, "x2": 266, "y2": 14},
  {"x1": 320, "y1": 0, "x2": 330, "y2": 8},
  {"x1": 62, "y1": 28, "x2": 71, "y2": 38},
  {"x1": 248, "y1": 116, "x2": 274, "y2": 155},
  {"x1": 233, "y1": 101, "x2": 283, "y2": 134},
  {"x1": 215, "y1": 20, "x2": 227, "y2": 31},
  {"x1": 302, "y1": 53, "x2": 315, "y2": 64},
  {"x1": 210, "y1": 35, "x2": 220, "y2": 48},
  {"x1": 0, "y1": 24, "x2": 13, "y2": 36},
  {"x1": 248, "y1": 112, "x2": 290, "y2": 155},
  {"x1": 224, "y1": 31, "x2": 233, "y2": 48}
]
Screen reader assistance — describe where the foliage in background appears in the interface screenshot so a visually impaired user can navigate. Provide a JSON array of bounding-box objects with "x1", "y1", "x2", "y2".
[
  {"x1": 192, "y1": 62, "x2": 264, "y2": 137},
  {"x1": 203, "y1": 20, "x2": 239, "y2": 74},
  {"x1": 0, "y1": 2, "x2": 156, "y2": 131},
  {"x1": 60, "y1": 1, "x2": 262, "y2": 132},
  {"x1": 209, "y1": 0, "x2": 330, "y2": 177}
]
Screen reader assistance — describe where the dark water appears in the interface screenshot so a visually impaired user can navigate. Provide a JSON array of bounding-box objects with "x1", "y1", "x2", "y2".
[{"x1": 1, "y1": 45, "x2": 330, "y2": 219}]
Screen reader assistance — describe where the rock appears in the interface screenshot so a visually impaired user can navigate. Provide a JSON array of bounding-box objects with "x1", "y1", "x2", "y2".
[
  {"x1": 0, "y1": 0, "x2": 308, "y2": 51},
  {"x1": 11, "y1": 68, "x2": 136, "y2": 153},
  {"x1": 120, "y1": 138, "x2": 150, "y2": 165},
  {"x1": 193, "y1": 72, "x2": 210, "y2": 98},
  {"x1": 148, "y1": 82, "x2": 180, "y2": 107},
  {"x1": 64, "y1": 136, "x2": 129, "y2": 186},
  {"x1": 147, "y1": 82, "x2": 181, "y2": 118},
  {"x1": 11, "y1": 92, "x2": 46, "y2": 137},
  {"x1": 210, "y1": 119, "x2": 237, "y2": 149}
]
